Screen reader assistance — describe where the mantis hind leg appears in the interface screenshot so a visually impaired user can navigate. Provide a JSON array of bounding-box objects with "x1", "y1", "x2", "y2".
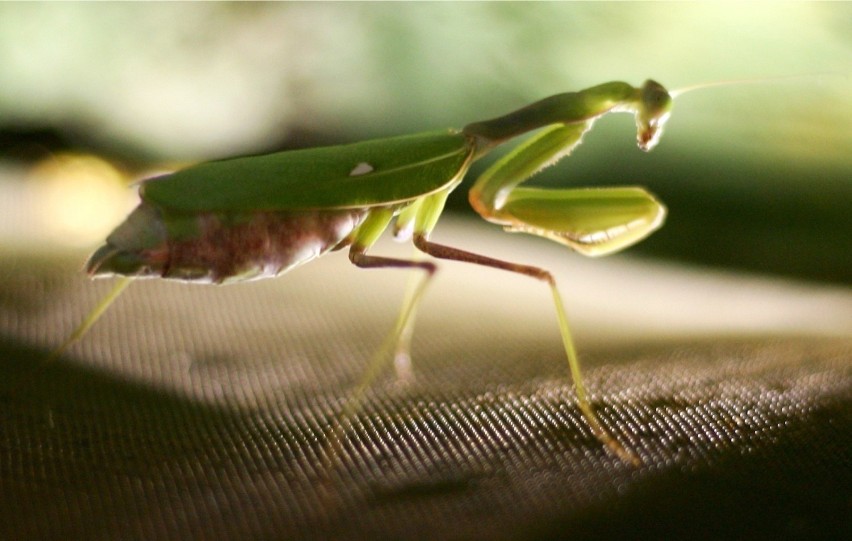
[
  {"x1": 412, "y1": 233, "x2": 640, "y2": 465},
  {"x1": 49, "y1": 276, "x2": 133, "y2": 363},
  {"x1": 388, "y1": 265, "x2": 427, "y2": 382},
  {"x1": 4, "y1": 277, "x2": 133, "y2": 398},
  {"x1": 344, "y1": 205, "x2": 439, "y2": 387},
  {"x1": 347, "y1": 249, "x2": 436, "y2": 393},
  {"x1": 317, "y1": 243, "x2": 436, "y2": 483}
]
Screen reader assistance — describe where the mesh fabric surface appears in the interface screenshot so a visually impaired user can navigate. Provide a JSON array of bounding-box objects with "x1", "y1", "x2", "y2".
[{"x1": 1, "y1": 224, "x2": 850, "y2": 541}]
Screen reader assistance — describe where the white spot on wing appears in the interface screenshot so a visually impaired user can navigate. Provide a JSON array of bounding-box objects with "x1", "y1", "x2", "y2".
[{"x1": 349, "y1": 162, "x2": 374, "y2": 176}]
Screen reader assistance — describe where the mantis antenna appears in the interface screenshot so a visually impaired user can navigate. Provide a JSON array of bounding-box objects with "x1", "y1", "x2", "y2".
[{"x1": 670, "y1": 72, "x2": 842, "y2": 98}]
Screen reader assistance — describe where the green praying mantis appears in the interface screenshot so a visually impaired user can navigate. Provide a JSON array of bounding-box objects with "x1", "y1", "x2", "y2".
[{"x1": 52, "y1": 79, "x2": 708, "y2": 465}]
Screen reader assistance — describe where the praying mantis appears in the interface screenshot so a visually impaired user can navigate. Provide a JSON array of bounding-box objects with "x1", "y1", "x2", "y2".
[{"x1": 53, "y1": 79, "x2": 688, "y2": 465}]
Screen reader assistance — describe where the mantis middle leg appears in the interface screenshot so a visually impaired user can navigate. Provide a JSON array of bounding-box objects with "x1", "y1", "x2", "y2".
[{"x1": 412, "y1": 232, "x2": 640, "y2": 465}]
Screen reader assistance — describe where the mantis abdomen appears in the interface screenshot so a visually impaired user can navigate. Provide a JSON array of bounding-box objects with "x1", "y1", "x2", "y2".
[{"x1": 87, "y1": 201, "x2": 370, "y2": 284}]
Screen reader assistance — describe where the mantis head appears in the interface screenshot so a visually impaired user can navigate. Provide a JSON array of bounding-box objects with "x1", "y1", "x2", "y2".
[{"x1": 635, "y1": 79, "x2": 673, "y2": 152}]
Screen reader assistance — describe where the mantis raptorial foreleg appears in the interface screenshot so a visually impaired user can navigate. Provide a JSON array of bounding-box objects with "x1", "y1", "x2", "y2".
[
  {"x1": 469, "y1": 123, "x2": 592, "y2": 215},
  {"x1": 469, "y1": 122, "x2": 665, "y2": 258}
]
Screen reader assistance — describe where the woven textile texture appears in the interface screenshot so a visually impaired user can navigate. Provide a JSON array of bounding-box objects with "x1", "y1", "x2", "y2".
[{"x1": 1, "y1": 224, "x2": 850, "y2": 541}]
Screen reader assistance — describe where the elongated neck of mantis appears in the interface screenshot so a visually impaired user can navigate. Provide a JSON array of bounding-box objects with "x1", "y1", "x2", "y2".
[{"x1": 462, "y1": 81, "x2": 641, "y2": 151}]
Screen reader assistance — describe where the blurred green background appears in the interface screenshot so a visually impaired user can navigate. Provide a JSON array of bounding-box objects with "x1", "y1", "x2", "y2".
[{"x1": 1, "y1": 2, "x2": 849, "y2": 283}]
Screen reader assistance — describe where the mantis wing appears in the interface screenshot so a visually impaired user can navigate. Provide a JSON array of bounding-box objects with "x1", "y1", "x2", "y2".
[{"x1": 141, "y1": 131, "x2": 473, "y2": 213}]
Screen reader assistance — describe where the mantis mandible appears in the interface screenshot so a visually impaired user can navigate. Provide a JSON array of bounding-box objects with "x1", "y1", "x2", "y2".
[{"x1": 53, "y1": 79, "x2": 683, "y2": 465}]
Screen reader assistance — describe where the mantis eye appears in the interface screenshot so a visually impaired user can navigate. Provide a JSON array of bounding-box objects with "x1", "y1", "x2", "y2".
[{"x1": 636, "y1": 80, "x2": 674, "y2": 152}]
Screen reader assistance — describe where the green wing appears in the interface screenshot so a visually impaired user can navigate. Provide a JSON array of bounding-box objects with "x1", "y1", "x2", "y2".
[{"x1": 141, "y1": 130, "x2": 474, "y2": 212}]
